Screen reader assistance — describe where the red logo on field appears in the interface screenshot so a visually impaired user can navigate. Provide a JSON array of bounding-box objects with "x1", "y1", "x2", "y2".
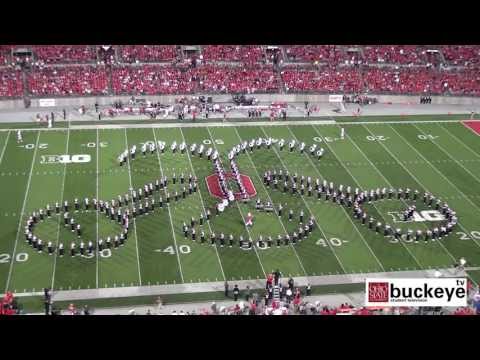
[{"x1": 368, "y1": 282, "x2": 389, "y2": 302}]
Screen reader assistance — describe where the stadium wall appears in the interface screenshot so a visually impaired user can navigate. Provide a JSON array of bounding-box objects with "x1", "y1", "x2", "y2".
[{"x1": 1, "y1": 94, "x2": 480, "y2": 110}]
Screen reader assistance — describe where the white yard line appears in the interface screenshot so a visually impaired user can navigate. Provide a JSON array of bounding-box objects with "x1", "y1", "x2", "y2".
[
  {"x1": 51, "y1": 128, "x2": 71, "y2": 290},
  {"x1": 413, "y1": 123, "x2": 480, "y2": 185},
  {"x1": 361, "y1": 125, "x2": 459, "y2": 266},
  {"x1": 342, "y1": 125, "x2": 448, "y2": 267},
  {"x1": 5, "y1": 131, "x2": 40, "y2": 292},
  {"x1": 330, "y1": 126, "x2": 425, "y2": 267},
  {"x1": 123, "y1": 128, "x2": 143, "y2": 286},
  {"x1": 178, "y1": 128, "x2": 226, "y2": 281},
  {"x1": 285, "y1": 126, "x2": 386, "y2": 272},
  {"x1": 95, "y1": 128, "x2": 99, "y2": 288},
  {"x1": 385, "y1": 124, "x2": 480, "y2": 253},
  {"x1": 0, "y1": 131, "x2": 11, "y2": 164},
  {"x1": 232, "y1": 126, "x2": 308, "y2": 277},
  {"x1": 205, "y1": 126, "x2": 267, "y2": 278},
  {"x1": 259, "y1": 126, "x2": 347, "y2": 274},
  {"x1": 151, "y1": 128, "x2": 185, "y2": 283},
  {"x1": 439, "y1": 123, "x2": 480, "y2": 159}
]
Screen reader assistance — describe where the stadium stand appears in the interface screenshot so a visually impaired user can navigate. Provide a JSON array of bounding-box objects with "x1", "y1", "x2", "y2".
[
  {"x1": 0, "y1": 68, "x2": 23, "y2": 98},
  {"x1": 111, "y1": 65, "x2": 195, "y2": 95},
  {"x1": 194, "y1": 64, "x2": 279, "y2": 93},
  {"x1": 31, "y1": 45, "x2": 97, "y2": 64},
  {"x1": 202, "y1": 45, "x2": 264, "y2": 63},
  {"x1": 440, "y1": 45, "x2": 480, "y2": 67},
  {"x1": 362, "y1": 45, "x2": 427, "y2": 65},
  {"x1": 284, "y1": 45, "x2": 343, "y2": 64},
  {"x1": 0, "y1": 45, "x2": 12, "y2": 66},
  {"x1": 120, "y1": 45, "x2": 178, "y2": 63},
  {"x1": 0, "y1": 45, "x2": 478, "y2": 98},
  {"x1": 27, "y1": 65, "x2": 109, "y2": 96}
]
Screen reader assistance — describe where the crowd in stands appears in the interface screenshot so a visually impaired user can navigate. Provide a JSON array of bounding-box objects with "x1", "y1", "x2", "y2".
[
  {"x1": 284, "y1": 45, "x2": 343, "y2": 63},
  {"x1": 195, "y1": 64, "x2": 278, "y2": 93},
  {"x1": 281, "y1": 66, "x2": 364, "y2": 93},
  {"x1": 280, "y1": 66, "x2": 480, "y2": 96},
  {"x1": 27, "y1": 65, "x2": 109, "y2": 96},
  {"x1": 441, "y1": 45, "x2": 480, "y2": 67},
  {"x1": 111, "y1": 64, "x2": 279, "y2": 95},
  {"x1": 363, "y1": 45, "x2": 427, "y2": 65},
  {"x1": 0, "y1": 45, "x2": 12, "y2": 66},
  {"x1": 31, "y1": 45, "x2": 96, "y2": 64},
  {"x1": 0, "y1": 68, "x2": 23, "y2": 98},
  {"x1": 0, "y1": 45, "x2": 479, "y2": 98},
  {"x1": 120, "y1": 45, "x2": 178, "y2": 63},
  {"x1": 112, "y1": 65, "x2": 195, "y2": 95},
  {"x1": 202, "y1": 45, "x2": 264, "y2": 63}
]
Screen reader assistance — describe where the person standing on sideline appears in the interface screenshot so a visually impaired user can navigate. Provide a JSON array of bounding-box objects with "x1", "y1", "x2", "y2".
[
  {"x1": 224, "y1": 281, "x2": 229, "y2": 298},
  {"x1": 245, "y1": 286, "x2": 251, "y2": 302},
  {"x1": 306, "y1": 283, "x2": 312, "y2": 296},
  {"x1": 273, "y1": 269, "x2": 281, "y2": 286},
  {"x1": 233, "y1": 284, "x2": 240, "y2": 301}
]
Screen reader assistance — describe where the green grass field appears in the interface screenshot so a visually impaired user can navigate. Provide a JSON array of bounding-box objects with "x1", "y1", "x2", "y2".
[{"x1": 1, "y1": 118, "x2": 480, "y2": 297}]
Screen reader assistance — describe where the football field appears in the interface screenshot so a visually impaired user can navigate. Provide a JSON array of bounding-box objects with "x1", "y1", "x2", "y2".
[{"x1": 1, "y1": 118, "x2": 480, "y2": 295}]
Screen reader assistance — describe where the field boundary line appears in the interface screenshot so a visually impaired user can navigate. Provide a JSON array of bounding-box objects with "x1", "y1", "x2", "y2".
[
  {"x1": 5, "y1": 131, "x2": 40, "y2": 292},
  {"x1": 51, "y1": 128, "x2": 71, "y2": 290},
  {"x1": 178, "y1": 128, "x2": 226, "y2": 281},
  {"x1": 123, "y1": 129, "x2": 143, "y2": 286},
  {"x1": 151, "y1": 128, "x2": 185, "y2": 283},
  {"x1": 439, "y1": 123, "x2": 480, "y2": 159},
  {"x1": 413, "y1": 123, "x2": 480, "y2": 186},
  {"x1": 259, "y1": 126, "x2": 347, "y2": 274},
  {"x1": 0, "y1": 118, "x2": 476, "y2": 133},
  {"x1": 287, "y1": 125, "x2": 387, "y2": 272},
  {"x1": 386, "y1": 124, "x2": 480, "y2": 252},
  {"x1": 232, "y1": 126, "x2": 308, "y2": 277},
  {"x1": 15, "y1": 266, "x2": 469, "y2": 301},
  {"x1": 205, "y1": 127, "x2": 267, "y2": 278}
]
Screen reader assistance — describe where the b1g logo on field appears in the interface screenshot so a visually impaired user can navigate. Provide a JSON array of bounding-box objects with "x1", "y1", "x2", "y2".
[
  {"x1": 387, "y1": 210, "x2": 445, "y2": 223},
  {"x1": 40, "y1": 154, "x2": 91, "y2": 164}
]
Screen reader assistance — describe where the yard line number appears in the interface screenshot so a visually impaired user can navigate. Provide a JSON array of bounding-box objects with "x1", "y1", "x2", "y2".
[
  {"x1": 21, "y1": 143, "x2": 48, "y2": 150},
  {"x1": 457, "y1": 231, "x2": 480, "y2": 241},
  {"x1": 417, "y1": 134, "x2": 439, "y2": 140},
  {"x1": 160, "y1": 245, "x2": 191, "y2": 255},
  {"x1": 0, "y1": 253, "x2": 28, "y2": 264},
  {"x1": 313, "y1": 136, "x2": 336, "y2": 143},
  {"x1": 203, "y1": 139, "x2": 224, "y2": 145},
  {"x1": 316, "y1": 238, "x2": 348, "y2": 247},
  {"x1": 83, "y1": 142, "x2": 108, "y2": 148},
  {"x1": 366, "y1": 135, "x2": 388, "y2": 141}
]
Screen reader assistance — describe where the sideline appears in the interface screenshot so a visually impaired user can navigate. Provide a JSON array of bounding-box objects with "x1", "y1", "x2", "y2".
[{"x1": 13, "y1": 267, "x2": 476, "y2": 301}]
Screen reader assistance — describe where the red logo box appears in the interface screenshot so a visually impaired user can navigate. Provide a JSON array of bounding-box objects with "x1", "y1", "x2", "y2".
[{"x1": 368, "y1": 282, "x2": 389, "y2": 302}]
